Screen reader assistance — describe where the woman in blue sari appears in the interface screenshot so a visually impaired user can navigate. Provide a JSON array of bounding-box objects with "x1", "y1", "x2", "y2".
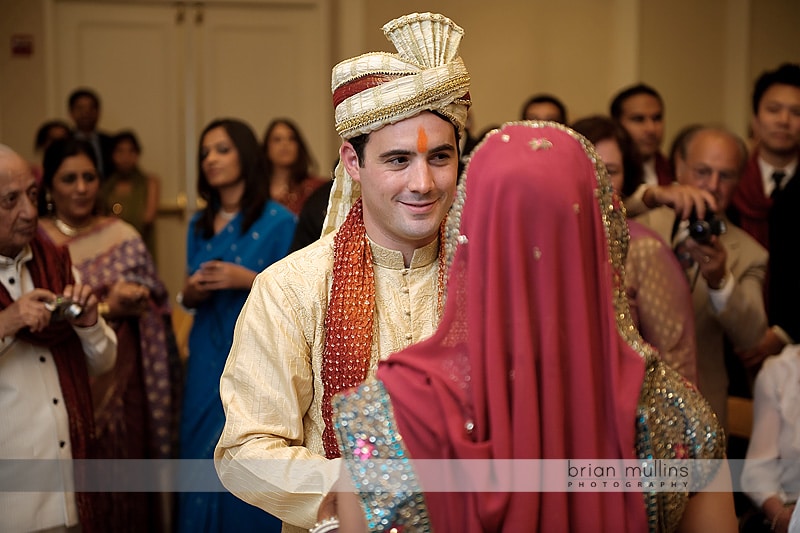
[{"x1": 178, "y1": 118, "x2": 296, "y2": 532}]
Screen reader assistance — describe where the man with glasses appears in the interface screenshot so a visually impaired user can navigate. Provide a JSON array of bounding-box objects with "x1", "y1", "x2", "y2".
[
  {"x1": 0, "y1": 144, "x2": 117, "y2": 532},
  {"x1": 672, "y1": 126, "x2": 768, "y2": 427}
]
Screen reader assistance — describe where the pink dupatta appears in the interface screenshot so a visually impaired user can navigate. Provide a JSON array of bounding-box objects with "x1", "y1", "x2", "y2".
[{"x1": 377, "y1": 123, "x2": 648, "y2": 532}]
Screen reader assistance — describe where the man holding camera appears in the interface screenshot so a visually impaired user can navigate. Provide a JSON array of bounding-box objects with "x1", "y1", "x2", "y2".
[
  {"x1": 0, "y1": 144, "x2": 117, "y2": 532},
  {"x1": 671, "y1": 127, "x2": 768, "y2": 426}
]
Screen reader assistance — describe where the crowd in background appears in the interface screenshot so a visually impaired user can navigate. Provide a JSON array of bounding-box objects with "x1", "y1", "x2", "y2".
[{"x1": 2, "y1": 54, "x2": 799, "y2": 532}]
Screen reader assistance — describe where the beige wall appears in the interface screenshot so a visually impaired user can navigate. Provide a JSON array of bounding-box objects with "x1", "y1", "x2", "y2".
[
  {"x1": 360, "y1": 1, "x2": 636, "y2": 132},
  {"x1": 0, "y1": 0, "x2": 48, "y2": 161},
  {"x1": 639, "y1": 0, "x2": 745, "y2": 144},
  {"x1": 3, "y1": 0, "x2": 799, "y2": 160},
  {"x1": 749, "y1": 0, "x2": 800, "y2": 105},
  {"x1": 361, "y1": 0, "x2": 798, "y2": 147}
]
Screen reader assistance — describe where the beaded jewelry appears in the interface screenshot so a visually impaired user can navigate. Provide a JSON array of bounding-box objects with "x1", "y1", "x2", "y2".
[
  {"x1": 309, "y1": 516, "x2": 339, "y2": 533},
  {"x1": 320, "y1": 199, "x2": 446, "y2": 458}
]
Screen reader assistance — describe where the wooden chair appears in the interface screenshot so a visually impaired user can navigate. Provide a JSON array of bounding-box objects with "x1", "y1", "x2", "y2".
[{"x1": 727, "y1": 395, "x2": 754, "y2": 440}]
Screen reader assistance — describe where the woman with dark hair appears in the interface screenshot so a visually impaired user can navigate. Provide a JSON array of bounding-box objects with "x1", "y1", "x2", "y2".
[
  {"x1": 38, "y1": 137, "x2": 180, "y2": 532},
  {"x1": 571, "y1": 116, "x2": 644, "y2": 198},
  {"x1": 101, "y1": 130, "x2": 160, "y2": 257},
  {"x1": 519, "y1": 93, "x2": 568, "y2": 124},
  {"x1": 30, "y1": 119, "x2": 72, "y2": 184},
  {"x1": 177, "y1": 118, "x2": 296, "y2": 533},
  {"x1": 262, "y1": 118, "x2": 328, "y2": 214},
  {"x1": 35, "y1": 120, "x2": 72, "y2": 152},
  {"x1": 572, "y1": 115, "x2": 698, "y2": 383}
]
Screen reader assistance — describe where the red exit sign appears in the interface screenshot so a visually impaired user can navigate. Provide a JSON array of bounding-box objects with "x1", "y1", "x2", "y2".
[{"x1": 11, "y1": 34, "x2": 33, "y2": 57}]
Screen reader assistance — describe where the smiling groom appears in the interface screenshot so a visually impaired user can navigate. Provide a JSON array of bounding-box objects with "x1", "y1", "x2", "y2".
[{"x1": 215, "y1": 12, "x2": 471, "y2": 533}]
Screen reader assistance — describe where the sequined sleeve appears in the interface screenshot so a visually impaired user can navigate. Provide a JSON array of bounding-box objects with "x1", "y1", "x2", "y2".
[
  {"x1": 636, "y1": 359, "x2": 726, "y2": 533},
  {"x1": 333, "y1": 377, "x2": 432, "y2": 533}
]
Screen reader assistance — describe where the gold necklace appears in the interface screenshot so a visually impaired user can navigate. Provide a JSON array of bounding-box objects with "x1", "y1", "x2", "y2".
[{"x1": 53, "y1": 217, "x2": 94, "y2": 237}]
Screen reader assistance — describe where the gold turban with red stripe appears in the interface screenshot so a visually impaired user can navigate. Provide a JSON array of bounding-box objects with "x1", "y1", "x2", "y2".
[{"x1": 322, "y1": 12, "x2": 472, "y2": 235}]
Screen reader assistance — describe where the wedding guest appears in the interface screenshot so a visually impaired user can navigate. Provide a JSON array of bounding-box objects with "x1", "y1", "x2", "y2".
[
  {"x1": 177, "y1": 118, "x2": 296, "y2": 533},
  {"x1": 0, "y1": 143, "x2": 117, "y2": 533},
  {"x1": 520, "y1": 93, "x2": 568, "y2": 123},
  {"x1": 731, "y1": 63, "x2": 800, "y2": 363},
  {"x1": 101, "y1": 130, "x2": 160, "y2": 257},
  {"x1": 38, "y1": 137, "x2": 181, "y2": 532},
  {"x1": 572, "y1": 115, "x2": 698, "y2": 382},
  {"x1": 742, "y1": 343, "x2": 800, "y2": 533},
  {"x1": 262, "y1": 118, "x2": 327, "y2": 214},
  {"x1": 67, "y1": 87, "x2": 114, "y2": 178},
  {"x1": 31, "y1": 119, "x2": 71, "y2": 184}
]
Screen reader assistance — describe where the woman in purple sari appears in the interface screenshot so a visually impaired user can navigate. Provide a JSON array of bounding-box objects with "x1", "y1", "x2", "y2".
[{"x1": 38, "y1": 137, "x2": 181, "y2": 532}]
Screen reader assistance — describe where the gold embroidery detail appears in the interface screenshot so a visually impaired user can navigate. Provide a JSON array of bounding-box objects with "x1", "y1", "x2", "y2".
[
  {"x1": 335, "y1": 74, "x2": 471, "y2": 136},
  {"x1": 528, "y1": 138, "x2": 553, "y2": 151}
]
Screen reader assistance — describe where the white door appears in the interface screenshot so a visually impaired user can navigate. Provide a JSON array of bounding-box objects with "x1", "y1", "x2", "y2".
[
  {"x1": 51, "y1": 0, "x2": 332, "y2": 298},
  {"x1": 196, "y1": 3, "x2": 332, "y2": 153}
]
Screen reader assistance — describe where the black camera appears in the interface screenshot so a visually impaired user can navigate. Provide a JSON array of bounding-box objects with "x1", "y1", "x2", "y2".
[
  {"x1": 45, "y1": 296, "x2": 83, "y2": 322},
  {"x1": 688, "y1": 210, "x2": 726, "y2": 245}
]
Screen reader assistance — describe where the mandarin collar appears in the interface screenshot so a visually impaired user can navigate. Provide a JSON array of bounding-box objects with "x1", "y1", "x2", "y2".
[
  {"x1": 0, "y1": 244, "x2": 32, "y2": 268},
  {"x1": 368, "y1": 236, "x2": 439, "y2": 270}
]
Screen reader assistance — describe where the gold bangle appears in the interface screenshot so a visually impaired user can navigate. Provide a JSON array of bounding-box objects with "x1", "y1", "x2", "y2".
[{"x1": 97, "y1": 302, "x2": 110, "y2": 317}]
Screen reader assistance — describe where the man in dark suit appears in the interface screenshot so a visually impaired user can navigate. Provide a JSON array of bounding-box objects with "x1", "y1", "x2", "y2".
[
  {"x1": 673, "y1": 126, "x2": 768, "y2": 427},
  {"x1": 730, "y1": 63, "x2": 800, "y2": 361},
  {"x1": 68, "y1": 87, "x2": 115, "y2": 179}
]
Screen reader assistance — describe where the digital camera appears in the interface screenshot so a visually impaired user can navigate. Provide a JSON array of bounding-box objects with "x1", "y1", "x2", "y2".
[
  {"x1": 45, "y1": 296, "x2": 83, "y2": 322},
  {"x1": 688, "y1": 210, "x2": 726, "y2": 245}
]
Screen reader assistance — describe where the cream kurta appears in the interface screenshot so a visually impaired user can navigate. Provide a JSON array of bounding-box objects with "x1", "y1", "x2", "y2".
[
  {"x1": 0, "y1": 246, "x2": 117, "y2": 533},
  {"x1": 216, "y1": 230, "x2": 441, "y2": 531}
]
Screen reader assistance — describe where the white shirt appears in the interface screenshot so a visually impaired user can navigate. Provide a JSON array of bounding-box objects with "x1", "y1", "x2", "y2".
[
  {"x1": 0, "y1": 245, "x2": 117, "y2": 533},
  {"x1": 741, "y1": 345, "x2": 800, "y2": 508},
  {"x1": 790, "y1": 502, "x2": 800, "y2": 533},
  {"x1": 642, "y1": 158, "x2": 658, "y2": 186}
]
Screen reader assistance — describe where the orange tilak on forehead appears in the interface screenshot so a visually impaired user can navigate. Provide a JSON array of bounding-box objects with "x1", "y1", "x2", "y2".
[{"x1": 417, "y1": 126, "x2": 428, "y2": 153}]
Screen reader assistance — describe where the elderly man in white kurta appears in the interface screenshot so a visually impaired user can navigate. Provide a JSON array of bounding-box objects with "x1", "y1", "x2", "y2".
[
  {"x1": 215, "y1": 12, "x2": 471, "y2": 533},
  {"x1": 0, "y1": 144, "x2": 117, "y2": 533}
]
